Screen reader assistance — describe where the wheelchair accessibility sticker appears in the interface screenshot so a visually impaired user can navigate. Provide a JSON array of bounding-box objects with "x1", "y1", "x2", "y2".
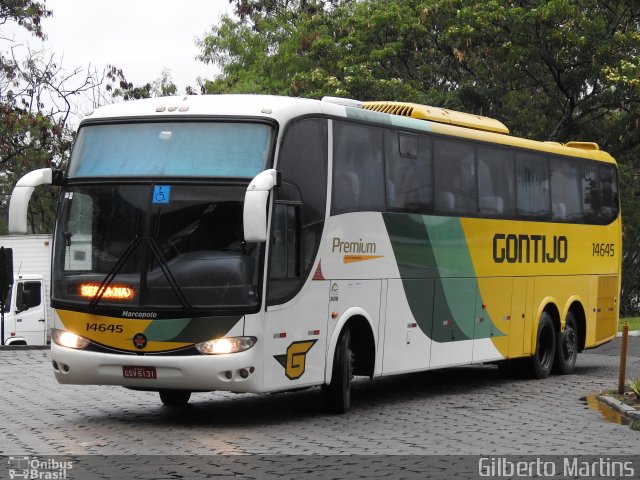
[{"x1": 152, "y1": 185, "x2": 171, "y2": 204}]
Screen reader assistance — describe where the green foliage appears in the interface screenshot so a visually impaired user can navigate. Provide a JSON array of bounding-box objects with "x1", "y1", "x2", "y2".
[
  {"x1": 0, "y1": 104, "x2": 71, "y2": 233},
  {"x1": 0, "y1": 1, "x2": 68, "y2": 234},
  {"x1": 108, "y1": 67, "x2": 179, "y2": 100},
  {"x1": 0, "y1": 0, "x2": 51, "y2": 40},
  {"x1": 619, "y1": 317, "x2": 640, "y2": 332},
  {"x1": 629, "y1": 378, "x2": 640, "y2": 396}
]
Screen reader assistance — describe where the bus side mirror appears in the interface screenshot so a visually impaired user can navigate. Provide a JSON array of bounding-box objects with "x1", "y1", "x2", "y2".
[
  {"x1": 8, "y1": 168, "x2": 54, "y2": 234},
  {"x1": 244, "y1": 169, "x2": 280, "y2": 242}
]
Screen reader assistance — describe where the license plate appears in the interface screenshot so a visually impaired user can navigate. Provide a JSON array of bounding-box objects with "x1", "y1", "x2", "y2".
[{"x1": 123, "y1": 366, "x2": 157, "y2": 379}]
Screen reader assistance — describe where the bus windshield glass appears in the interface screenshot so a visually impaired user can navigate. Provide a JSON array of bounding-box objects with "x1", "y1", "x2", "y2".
[
  {"x1": 67, "y1": 122, "x2": 273, "y2": 178},
  {"x1": 53, "y1": 183, "x2": 262, "y2": 313}
]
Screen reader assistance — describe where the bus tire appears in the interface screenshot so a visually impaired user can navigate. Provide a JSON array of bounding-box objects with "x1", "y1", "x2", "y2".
[
  {"x1": 159, "y1": 389, "x2": 191, "y2": 406},
  {"x1": 322, "y1": 328, "x2": 353, "y2": 414},
  {"x1": 529, "y1": 312, "x2": 556, "y2": 379},
  {"x1": 552, "y1": 313, "x2": 578, "y2": 375}
]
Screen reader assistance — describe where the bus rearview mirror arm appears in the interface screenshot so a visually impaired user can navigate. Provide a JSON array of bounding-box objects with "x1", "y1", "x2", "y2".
[
  {"x1": 8, "y1": 167, "x2": 63, "y2": 234},
  {"x1": 243, "y1": 169, "x2": 280, "y2": 242}
]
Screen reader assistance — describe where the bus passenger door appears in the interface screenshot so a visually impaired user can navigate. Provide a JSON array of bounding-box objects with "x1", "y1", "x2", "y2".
[
  {"x1": 263, "y1": 202, "x2": 330, "y2": 391},
  {"x1": 264, "y1": 281, "x2": 330, "y2": 391}
]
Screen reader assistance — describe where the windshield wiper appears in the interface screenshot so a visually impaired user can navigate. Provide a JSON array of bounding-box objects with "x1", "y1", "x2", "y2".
[
  {"x1": 146, "y1": 238, "x2": 193, "y2": 314},
  {"x1": 90, "y1": 237, "x2": 140, "y2": 310}
]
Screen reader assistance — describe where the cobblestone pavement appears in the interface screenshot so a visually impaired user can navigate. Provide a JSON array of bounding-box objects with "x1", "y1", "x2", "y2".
[
  {"x1": 0, "y1": 339, "x2": 639, "y2": 479},
  {"x1": 0, "y1": 338, "x2": 637, "y2": 459}
]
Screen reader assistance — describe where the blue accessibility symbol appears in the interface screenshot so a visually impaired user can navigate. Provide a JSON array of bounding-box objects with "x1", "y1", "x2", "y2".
[{"x1": 153, "y1": 185, "x2": 171, "y2": 204}]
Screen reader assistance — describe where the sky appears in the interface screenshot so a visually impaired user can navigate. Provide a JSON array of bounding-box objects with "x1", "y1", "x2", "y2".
[{"x1": 6, "y1": 0, "x2": 233, "y2": 94}]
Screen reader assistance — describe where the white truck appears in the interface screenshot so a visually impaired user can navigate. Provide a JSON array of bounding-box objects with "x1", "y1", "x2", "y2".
[{"x1": 0, "y1": 234, "x2": 52, "y2": 346}]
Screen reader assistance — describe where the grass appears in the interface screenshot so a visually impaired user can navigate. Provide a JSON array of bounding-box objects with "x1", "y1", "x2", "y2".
[{"x1": 620, "y1": 317, "x2": 640, "y2": 332}]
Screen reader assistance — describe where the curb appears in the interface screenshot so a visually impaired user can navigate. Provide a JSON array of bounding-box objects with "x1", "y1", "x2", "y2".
[
  {"x1": 597, "y1": 395, "x2": 640, "y2": 421},
  {"x1": 616, "y1": 330, "x2": 640, "y2": 337},
  {"x1": 0, "y1": 345, "x2": 50, "y2": 351}
]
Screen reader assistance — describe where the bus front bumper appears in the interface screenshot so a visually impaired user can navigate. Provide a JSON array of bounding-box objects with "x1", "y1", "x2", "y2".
[{"x1": 50, "y1": 342, "x2": 263, "y2": 393}]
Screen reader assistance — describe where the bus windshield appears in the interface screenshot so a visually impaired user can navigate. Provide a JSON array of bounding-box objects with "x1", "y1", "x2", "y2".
[
  {"x1": 53, "y1": 183, "x2": 262, "y2": 313},
  {"x1": 67, "y1": 122, "x2": 273, "y2": 178}
]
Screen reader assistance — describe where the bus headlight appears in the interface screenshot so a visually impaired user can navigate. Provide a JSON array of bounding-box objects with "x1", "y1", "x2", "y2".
[
  {"x1": 52, "y1": 329, "x2": 90, "y2": 349},
  {"x1": 195, "y1": 336, "x2": 257, "y2": 355}
]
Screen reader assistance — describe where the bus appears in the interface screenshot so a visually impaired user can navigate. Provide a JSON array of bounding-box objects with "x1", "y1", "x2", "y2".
[{"x1": 9, "y1": 95, "x2": 621, "y2": 412}]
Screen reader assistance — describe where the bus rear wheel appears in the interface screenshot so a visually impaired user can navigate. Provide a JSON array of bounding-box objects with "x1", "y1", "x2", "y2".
[
  {"x1": 529, "y1": 312, "x2": 556, "y2": 379},
  {"x1": 553, "y1": 313, "x2": 578, "y2": 375},
  {"x1": 159, "y1": 389, "x2": 191, "y2": 406},
  {"x1": 322, "y1": 328, "x2": 353, "y2": 414}
]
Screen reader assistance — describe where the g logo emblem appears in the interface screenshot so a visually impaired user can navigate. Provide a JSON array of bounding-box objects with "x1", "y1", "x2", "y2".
[{"x1": 274, "y1": 340, "x2": 317, "y2": 380}]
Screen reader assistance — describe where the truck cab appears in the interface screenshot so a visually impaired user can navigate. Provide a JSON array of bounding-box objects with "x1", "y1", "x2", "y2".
[{"x1": 2, "y1": 274, "x2": 48, "y2": 345}]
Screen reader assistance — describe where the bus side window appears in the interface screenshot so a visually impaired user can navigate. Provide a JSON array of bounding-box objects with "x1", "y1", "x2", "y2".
[
  {"x1": 550, "y1": 158, "x2": 582, "y2": 222},
  {"x1": 582, "y1": 163, "x2": 620, "y2": 224},
  {"x1": 516, "y1": 152, "x2": 550, "y2": 219},
  {"x1": 582, "y1": 164, "x2": 600, "y2": 222},
  {"x1": 433, "y1": 138, "x2": 476, "y2": 215},
  {"x1": 385, "y1": 130, "x2": 432, "y2": 213},
  {"x1": 599, "y1": 165, "x2": 619, "y2": 223},
  {"x1": 478, "y1": 145, "x2": 515, "y2": 217},
  {"x1": 332, "y1": 121, "x2": 384, "y2": 214}
]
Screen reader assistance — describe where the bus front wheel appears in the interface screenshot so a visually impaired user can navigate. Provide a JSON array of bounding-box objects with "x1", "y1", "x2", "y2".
[
  {"x1": 529, "y1": 312, "x2": 556, "y2": 379},
  {"x1": 553, "y1": 313, "x2": 578, "y2": 375},
  {"x1": 159, "y1": 389, "x2": 191, "y2": 406},
  {"x1": 322, "y1": 328, "x2": 353, "y2": 414}
]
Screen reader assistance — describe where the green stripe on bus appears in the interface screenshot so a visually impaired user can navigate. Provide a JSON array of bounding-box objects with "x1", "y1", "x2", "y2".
[
  {"x1": 423, "y1": 217, "x2": 476, "y2": 339},
  {"x1": 143, "y1": 315, "x2": 242, "y2": 343},
  {"x1": 383, "y1": 213, "x2": 503, "y2": 342}
]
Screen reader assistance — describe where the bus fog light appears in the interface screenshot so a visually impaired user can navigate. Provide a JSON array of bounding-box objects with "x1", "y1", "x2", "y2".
[
  {"x1": 52, "y1": 329, "x2": 90, "y2": 349},
  {"x1": 196, "y1": 336, "x2": 257, "y2": 355}
]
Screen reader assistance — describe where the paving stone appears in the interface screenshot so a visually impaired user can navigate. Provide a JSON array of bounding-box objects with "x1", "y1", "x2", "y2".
[{"x1": 0, "y1": 339, "x2": 638, "y2": 478}]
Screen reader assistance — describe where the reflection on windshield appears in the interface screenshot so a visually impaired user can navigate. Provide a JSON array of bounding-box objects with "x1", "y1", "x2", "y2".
[
  {"x1": 68, "y1": 122, "x2": 272, "y2": 178},
  {"x1": 53, "y1": 184, "x2": 261, "y2": 312}
]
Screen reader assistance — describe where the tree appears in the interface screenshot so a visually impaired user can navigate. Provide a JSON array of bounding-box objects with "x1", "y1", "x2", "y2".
[
  {"x1": 0, "y1": 2, "x2": 119, "y2": 234},
  {"x1": 108, "y1": 67, "x2": 180, "y2": 101}
]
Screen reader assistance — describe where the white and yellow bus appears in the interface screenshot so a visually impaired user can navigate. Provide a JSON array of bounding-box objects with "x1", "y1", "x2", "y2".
[{"x1": 9, "y1": 95, "x2": 621, "y2": 412}]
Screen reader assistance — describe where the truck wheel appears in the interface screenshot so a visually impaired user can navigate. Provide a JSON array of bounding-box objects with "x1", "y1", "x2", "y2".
[
  {"x1": 553, "y1": 313, "x2": 578, "y2": 375},
  {"x1": 159, "y1": 389, "x2": 191, "y2": 406},
  {"x1": 322, "y1": 328, "x2": 353, "y2": 414},
  {"x1": 529, "y1": 312, "x2": 556, "y2": 379}
]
